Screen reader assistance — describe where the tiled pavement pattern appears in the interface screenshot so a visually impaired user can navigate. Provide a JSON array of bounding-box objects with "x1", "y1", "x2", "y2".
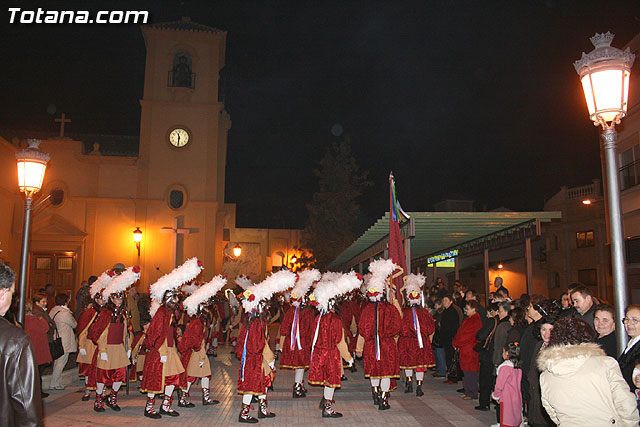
[{"x1": 43, "y1": 343, "x2": 497, "y2": 426}]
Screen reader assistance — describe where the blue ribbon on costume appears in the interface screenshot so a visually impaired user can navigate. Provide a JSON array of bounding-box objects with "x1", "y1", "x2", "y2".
[
  {"x1": 240, "y1": 330, "x2": 249, "y2": 382},
  {"x1": 290, "y1": 305, "x2": 302, "y2": 350},
  {"x1": 413, "y1": 307, "x2": 423, "y2": 349},
  {"x1": 310, "y1": 311, "x2": 323, "y2": 362}
]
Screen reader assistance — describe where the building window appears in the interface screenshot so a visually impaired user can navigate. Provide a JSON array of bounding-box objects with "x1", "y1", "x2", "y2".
[
  {"x1": 49, "y1": 188, "x2": 65, "y2": 207},
  {"x1": 578, "y1": 269, "x2": 597, "y2": 286},
  {"x1": 627, "y1": 237, "x2": 640, "y2": 264},
  {"x1": 35, "y1": 257, "x2": 51, "y2": 270},
  {"x1": 168, "y1": 52, "x2": 195, "y2": 89},
  {"x1": 169, "y1": 190, "x2": 184, "y2": 210},
  {"x1": 619, "y1": 137, "x2": 640, "y2": 190},
  {"x1": 166, "y1": 184, "x2": 188, "y2": 211},
  {"x1": 57, "y1": 257, "x2": 73, "y2": 271},
  {"x1": 576, "y1": 231, "x2": 594, "y2": 248}
]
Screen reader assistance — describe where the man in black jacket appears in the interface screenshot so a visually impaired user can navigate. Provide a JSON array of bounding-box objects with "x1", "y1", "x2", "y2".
[
  {"x1": 440, "y1": 295, "x2": 462, "y2": 383},
  {"x1": 0, "y1": 261, "x2": 43, "y2": 427}
]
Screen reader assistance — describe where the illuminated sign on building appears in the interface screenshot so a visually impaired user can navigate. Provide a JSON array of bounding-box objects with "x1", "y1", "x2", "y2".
[{"x1": 427, "y1": 250, "x2": 458, "y2": 268}]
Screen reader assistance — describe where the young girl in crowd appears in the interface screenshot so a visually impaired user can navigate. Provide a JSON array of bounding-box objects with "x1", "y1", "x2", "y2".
[{"x1": 492, "y1": 342, "x2": 523, "y2": 427}]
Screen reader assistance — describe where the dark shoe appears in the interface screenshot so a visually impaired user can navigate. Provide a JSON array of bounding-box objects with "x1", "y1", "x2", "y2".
[
  {"x1": 371, "y1": 386, "x2": 381, "y2": 405},
  {"x1": 159, "y1": 396, "x2": 180, "y2": 417},
  {"x1": 341, "y1": 374, "x2": 348, "y2": 381},
  {"x1": 322, "y1": 399, "x2": 343, "y2": 418},
  {"x1": 144, "y1": 397, "x2": 162, "y2": 419},
  {"x1": 405, "y1": 378, "x2": 413, "y2": 393},
  {"x1": 351, "y1": 363, "x2": 357, "y2": 373},
  {"x1": 258, "y1": 398, "x2": 275, "y2": 418},
  {"x1": 456, "y1": 388, "x2": 465, "y2": 393},
  {"x1": 81, "y1": 392, "x2": 91, "y2": 401},
  {"x1": 178, "y1": 391, "x2": 195, "y2": 408},
  {"x1": 474, "y1": 405, "x2": 489, "y2": 411},
  {"x1": 378, "y1": 391, "x2": 390, "y2": 410},
  {"x1": 416, "y1": 380, "x2": 424, "y2": 397},
  {"x1": 293, "y1": 382, "x2": 305, "y2": 398},
  {"x1": 202, "y1": 388, "x2": 219, "y2": 405},
  {"x1": 94, "y1": 393, "x2": 105, "y2": 412},
  {"x1": 239, "y1": 404, "x2": 258, "y2": 423},
  {"x1": 106, "y1": 391, "x2": 121, "y2": 411},
  {"x1": 41, "y1": 392, "x2": 49, "y2": 398},
  {"x1": 432, "y1": 373, "x2": 445, "y2": 378}
]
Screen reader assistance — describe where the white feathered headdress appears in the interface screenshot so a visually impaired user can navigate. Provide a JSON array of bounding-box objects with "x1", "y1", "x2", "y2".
[
  {"x1": 366, "y1": 258, "x2": 397, "y2": 301},
  {"x1": 235, "y1": 274, "x2": 253, "y2": 290},
  {"x1": 103, "y1": 266, "x2": 141, "y2": 297},
  {"x1": 404, "y1": 273, "x2": 425, "y2": 305},
  {"x1": 290, "y1": 269, "x2": 321, "y2": 303},
  {"x1": 150, "y1": 257, "x2": 203, "y2": 302},
  {"x1": 181, "y1": 281, "x2": 200, "y2": 296},
  {"x1": 241, "y1": 269, "x2": 297, "y2": 312},
  {"x1": 312, "y1": 271, "x2": 362, "y2": 312},
  {"x1": 183, "y1": 275, "x2": 227, "y2": 317},
  {"x1": 90, "y1": 270, "x2": 115, "y2": 299}
]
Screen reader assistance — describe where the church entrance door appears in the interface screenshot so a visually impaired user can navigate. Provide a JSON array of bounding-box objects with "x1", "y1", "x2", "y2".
[{"x1": 29, "y1": 252, "x2": 77, "y2": 308}]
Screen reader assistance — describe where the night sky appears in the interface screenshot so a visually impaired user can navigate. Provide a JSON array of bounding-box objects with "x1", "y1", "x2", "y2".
[{"x1": 1, "y1": 0, "x2": 639, "y2": 232}]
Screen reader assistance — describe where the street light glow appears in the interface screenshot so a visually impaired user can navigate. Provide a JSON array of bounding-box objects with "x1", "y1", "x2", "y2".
[
  {"x1": 582, "y1": 199, "x2": 592, "y2": 205},
  {"x1": 233, "y1": 244, "x2": 242, "y2": 257}
]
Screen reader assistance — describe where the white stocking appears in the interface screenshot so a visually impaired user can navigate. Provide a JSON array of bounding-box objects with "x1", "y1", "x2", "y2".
[
  {"x1": 242, "y1": 394, "x2": 253, "y2": 405},
  {"x1": 416, "y1": 372, "x2": 424, "y2": 381},
  {"x1": 96, "y1": 383, "x2": 105, "y2": 395},
  {"x1": 186, "y1": 381, "x2": 193, "y2": 393},
  {"x1": 294, "y1": 368, "x2": 305, "y2": 383},
  {"x1": 147, "y1": 393, "x2": 155, "y2": 398},
  {"x1": 164, "y1": 385, "x2": 175, "y2": 398},
  {"x1": 201, "y1": 377, "x2": 210, "y2": 389},
  {"x1": 381, "y1": 378, "x2": 391, "y2": 392},
  {"x1": 323, "y1": 386, "x2": 335, "y2": 400},
  {"x1": 85, "y1": 377, "x2": 89, "y2": 385},
  {"x1": 112, "y1": 381, "x2": 122, "y2": 392},
  {"x1": 370, "y1": 378, "x2": 381, "y2": 387},
  {"x1": 404, "y1": 369, "x2": 413, "y2": 378},
  {"x1": 258, "y1": 394, "x2": 266, "y2": 400}
]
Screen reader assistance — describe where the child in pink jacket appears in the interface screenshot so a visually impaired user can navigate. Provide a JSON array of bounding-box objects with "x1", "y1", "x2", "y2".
[{"x1": 492, "y1": 342, "x2": 522, "y2": 427}]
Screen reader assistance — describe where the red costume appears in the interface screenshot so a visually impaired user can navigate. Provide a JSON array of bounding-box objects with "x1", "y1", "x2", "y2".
[
  {"x1": 398, "y1": 306, "x2": 436, "y2": 371},
  {"x1": 87, "y1": 307, "x2": 132, "y2": 386},
  {"x1": 279, "y1": 305, "x2": 315, "y2": 369},
  {"x1": 452, "y1": 312, "x2": 483, "y2": 372},
  {"x1": 129, "y1": 331, "x2": 146, "y2": 382},
  {"x1": 178, "y1": 317, "x2": 210, "y2": 383},
  {"x1": 235, "y1": 319, "x2": 274, "y2": 395},
  {"x1": 140, "y1": 306, "x2": 186, "y2": 394},
  {"x1": 308, "y1": 312, "x2": 351, "y2": 388},
  {"x1": 358, "y1": 301, "x2": 401, "y2": 379}
]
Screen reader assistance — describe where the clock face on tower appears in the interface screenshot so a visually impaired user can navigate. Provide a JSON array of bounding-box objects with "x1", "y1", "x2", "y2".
[{"x1": 168, "y1": 127, "x2": 190, "y2": 147}]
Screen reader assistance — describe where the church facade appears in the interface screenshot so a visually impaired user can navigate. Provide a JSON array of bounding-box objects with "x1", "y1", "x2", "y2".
[{"x1": 0, "y1": 18, "x2": 303, "y2": 306}]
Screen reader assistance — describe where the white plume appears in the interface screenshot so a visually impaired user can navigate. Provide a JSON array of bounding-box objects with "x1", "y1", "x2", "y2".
[
  {"x1": 150, "y1": 257, "x2": 203, "y2": 302},
  {"x1": 103, "y1": 266, "x2": 141, "y2": 296},
  {"x1": 183, "y1": 275, "x2": 227, "y2": 316},
  {"x1": 235, "y1": 274, "x2": 253, "y2": 290},
  {"x1": 314, "y1": 271, "x2": 362, "y2": 312},
  {"x1": 368, "y1": 258, "x2": 397, "y2": 294},
  {"x1": 242, "y1": 269, "x2": 297, "y2": 312},
  {"x1": 90, "y1": 270, "x2": 114, "y2": 299},
  {"x1": 290, "y1": 269, "x2": 321, "y2": 299},
  {"x1": 181, "y1": 282, "x2": 200, "y2": 295}
]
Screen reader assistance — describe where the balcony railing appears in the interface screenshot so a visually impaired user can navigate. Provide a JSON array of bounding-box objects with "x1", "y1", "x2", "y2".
[
  {"x1": 566, "y1": 183, "x2": 596, "y2": 199},
  {"x1": 168, "y1": 71, "x2": 196, "y2": 89},
  {"x1": 619, "y1": 159, "x2": 640, "y2": 191}
]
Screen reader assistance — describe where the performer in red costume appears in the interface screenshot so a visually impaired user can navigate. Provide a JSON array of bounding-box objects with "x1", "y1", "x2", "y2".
[
  {"x1": 356, "y1": 259, "x2": 402, "y2": 411},
  {"x1": 141, "y1": 258, "x2": 204, "y2": 419},
  {"x1": 398, "y1": 274, "x2": 435, "y2": 396},
  {"x1": 88, "y1": 266, "x2": 139, "y2": 412},
  {"x1": 129, "y1": 317, "x2": 150, "y2": 384},
  {"x1": 279, "y1": 269, "x2": 320, "y2": 398},
  {"x1": 180, "y1": 275, "x2": 227, "y2": 406},
  {"x1": 236, "y1": 270, "x2": 297, "y2": 423},
  {"x1": 308, "y1": 272, "x2": 360, "y2": 418},
  {"x1": 78, "y1": 271, "x2": 111, "y2": 401}
]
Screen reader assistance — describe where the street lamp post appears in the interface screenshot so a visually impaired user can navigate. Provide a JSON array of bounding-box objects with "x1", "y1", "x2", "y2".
[
  {"x1": 574, "y1": 32, "x2": 635, "y2": 353},
  {"x1": 133, "y1": 227, "x2": 143, "y2": 256},
  {"x1": 15, "y1": 139, "x2": 50, "y2": 325}
]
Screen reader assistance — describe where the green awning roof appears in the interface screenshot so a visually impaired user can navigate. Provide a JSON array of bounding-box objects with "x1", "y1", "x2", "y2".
[{"x1": 329, "y1": 211, "x2": 562, "y2": 270}]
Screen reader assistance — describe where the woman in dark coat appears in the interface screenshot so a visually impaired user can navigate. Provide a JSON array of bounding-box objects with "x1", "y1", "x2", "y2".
[{"x1": 618, "y1": 304, "x2": 640, "y2": 391}]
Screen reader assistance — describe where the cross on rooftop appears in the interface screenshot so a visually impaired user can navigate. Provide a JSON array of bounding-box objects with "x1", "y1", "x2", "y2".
[{"x1": 55, "y1": 113, "x2": 71, "y2": 137}]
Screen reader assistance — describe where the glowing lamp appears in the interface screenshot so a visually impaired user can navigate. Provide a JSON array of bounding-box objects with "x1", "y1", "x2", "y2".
[
  {"x1": 16, "y1": 139, "x2": 50, "y2": 197},
  {"x1": 133, "y1": 227, "x2": 142, "y2": 256},
  {"x1": 574, "y1": 32, "x2": 634, "y2": 125},
  {"x1": 497, "y1": 263, "x2": 504, "y2": 270},
  {"x1": 290, "y1": 255, "x2": 297, "y2": 264},
  {"x1": 582, "y1": 199, "x2": 592, "y2": 205},
  {"x1": 233, "y1": 244, "x2": 242, "y2": 257}
]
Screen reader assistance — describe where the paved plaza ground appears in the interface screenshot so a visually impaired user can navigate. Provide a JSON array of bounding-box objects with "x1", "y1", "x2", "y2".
[{"x1": 42, "y1": 343, "x2": 496, "y2": 426}]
